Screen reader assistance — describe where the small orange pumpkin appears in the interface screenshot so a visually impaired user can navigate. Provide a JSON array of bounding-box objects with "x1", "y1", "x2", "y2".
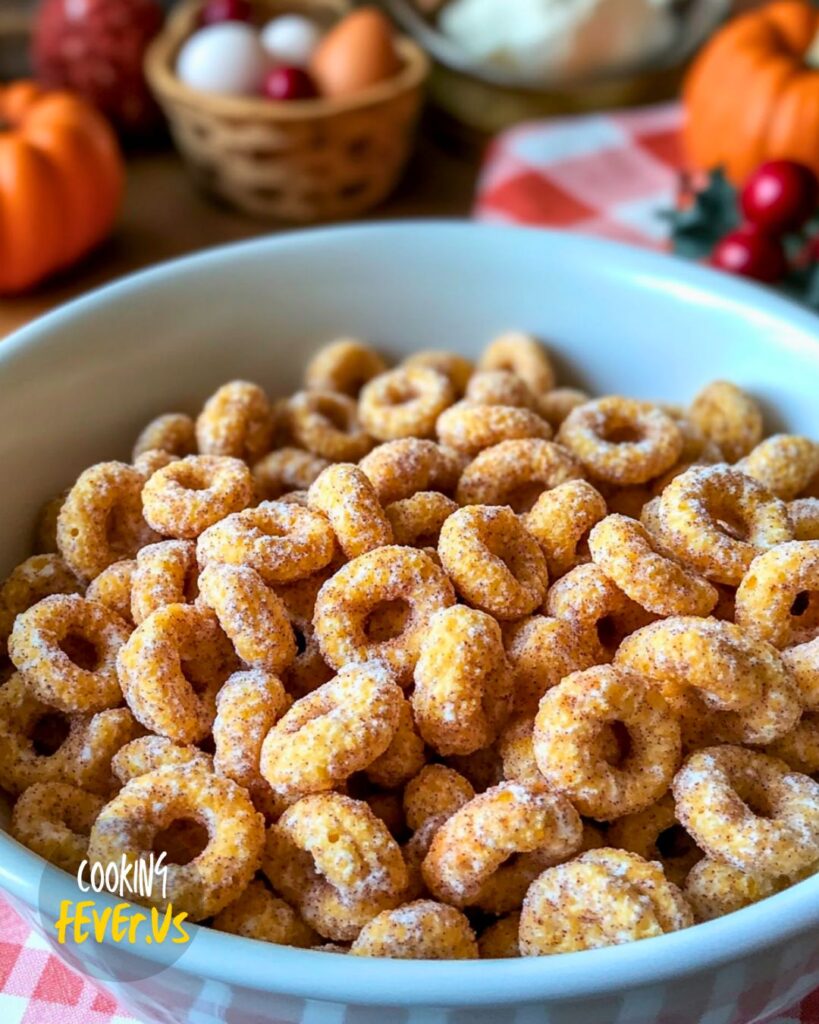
[
  {"x1": 684, "y1": 0, "x2": 819, "y2": 186},
  {"x1": 0, "y1": 81, "x2": 124, "y2": 294}
]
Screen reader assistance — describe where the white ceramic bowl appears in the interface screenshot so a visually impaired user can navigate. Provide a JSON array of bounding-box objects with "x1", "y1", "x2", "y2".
[{"x1": 2, "y1": 223, "x2": 819, "y2": 1024}]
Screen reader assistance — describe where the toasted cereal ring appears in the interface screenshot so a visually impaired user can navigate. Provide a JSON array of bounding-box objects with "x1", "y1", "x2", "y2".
[
  {"x1": 197, "y1": 563, "x2": 296, "y2": 673},
  {"x1": 11, "y1": 782, "x2": 104, "y2": 874},
  {"x1": 131, "y1": 540, "x2": 198, "y2": 625},
  {"x1": 589, "y1": 514, "x2": 718, "y2": 617},
  {"x1": 384, "y1": 491, "x2": 458, "y2": 552},
  {"x1": 790, "y1": 498, "x2": 819, "y2": 541},
  {"x1": 260, "y1": 662, "x2": 400, "y2": 802},
  {"x1": 213, "y1": 879, "x2": 317, "y2": 946},
  {"x1": 213, "y1": 669, "x2": 290, "y2": 819},
  {"x1": 607, "y1": 793, "x2": 702, "y2": 887},
  {"x1": 689, "y1": 380, "x2": 763, "y2": 463},
  {"x1": 274, "y1": 569, "x2": 335, "y2": 698},
  {"x1": 10, "y1": 594, "x2": 129, "y2": 713},
  {"x1": 350, "y1": 900, "x2": 478, "y2": 959},
  {"x1": 285, "y1": 390, "x2": 373, "y2": 462},
  {"x1": 0, "y1": 673, "x2": 140, "y2": 796},
  {"x1": 89, "y1": 763, "x2": 264, "y2": 920},
  {"x1": 0, "y1": 554, "x2": 82, "y2": 656},
  {"x1": 673, "y1": 745, "x2": 819, "y2": 876},
  {"x1": 523, "y1": 480, "x2": 607, "y2": 579},
  {"x1": 359, "y1": 439, "x2": 462, "y2": 504},
  {"x1": 735, "y1": 542, "x2": 819, "y2": 649},
  {"x1": 34, "y1": 490, "x2": 68, "y2": 554},
  {"x1": 117, "y1": 603, "x2": 235, "y2": 744},
  {"x1": 503, "y1": 614, "x2": 598, "y2": 715},
  {"x1": 404, "y1": 351, "x2": 473, "y2": 396},
  {"x1": 456, "y1": 439, "x2": 583, "y2": 512},
  {"x1": 479, "y1": 913, "x2": 520, "y2": 958},
  {"x1": 782, "y1": 639, "x2": 819, "y2": 711},
  {"x1": 307, "y1": 464, "x2": 392, "y2": 559},
  {"x1": 736, "y1": 435, "x2": 819, "y2": 500},
  {"x1": 478, "y1": 333, "x2": 555, "y2": 395},
  {"x1": 133, "y1": 413, "x2": 196, "y2": 460},
  {"x1": 252, "y1": 448, "x2": 330, "y2": 502},
  {"x1": 133, "y1": 448, "x2": 179, "y2": 481},
  {"x1": 412, "y1": 606, "x2": 511, "y2": 756},
  {"x1": 683, "y1": 858, "x2": 782, "y2": 922},
  {"x1": 304, "y1": 338, "x2": 386, "y2": 396},
  {"x1": 403, "y1": 765, "x2": 475, "y2": 832},
  {"x1": 263, "y1": 792, "x2": 408, "y2": 941},
  {"x1": 86, "y1": 560, "x2": 135, "y2": 627},
  {"x1": 656, "y1": 465, "x2": 793, "y2": 585},
  {"x1": 142, "y1": 455, "x2": 253, "y2": 540},
  {"x1": 465, "y1": 370, "x2": 536, "y2": 409},
  {"x1": 57, "y1": 462, "x2": 157, "y2": 580},
  {"x1": 519, "y1": 848, "x2": 693, "y2": 955},
  {"x1": 537, "y1": 388, "x2": 590, "y2": 430},
  {"x1": 196, "y1": 381, "x2": 274, "y2": 463},
  {"x1": 436, "y1": 402, "x2": 552, "y2": 457},
  {"x1": 438, "y1": 505, "x2": 548, "y2": 620},
  {"x1": 401, "y1": 816, "x2": 447, "y2": 901},
  {"x1": 422, "y1": 780, "x2": 581, "y2": 910},
  {"x1": 314, "y1": 546, "x2": 455, "y2": 684},
  {"x1": 365, "y1": 698, "x2": 425, "y2": 789},
  {"x1": 534, "y1": 666, "x2": 680, "y2": 819},
  {"x1": 557, "y1": 398, "x2": 683, "y2": 486},
  {"x1": 498, "y1": 715, "x2": 540, "y2": 784},
  {"x1": 766, "y1": 713, "x2": 819, "y2": 774},
  {"x1": 112, "y1": 735, "x2": 213, "y2": 785},
  {"x1": 359, "y1": 367, "x2": 454, "y2": 442}
]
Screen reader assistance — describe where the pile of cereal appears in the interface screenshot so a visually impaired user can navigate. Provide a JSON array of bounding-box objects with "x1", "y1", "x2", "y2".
[{"x1": 2, "y1": 332, "x2": 819, "y2": 959}]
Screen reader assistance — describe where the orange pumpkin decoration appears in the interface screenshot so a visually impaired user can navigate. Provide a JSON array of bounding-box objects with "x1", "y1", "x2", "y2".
[
  {"x1": 684, "y1": 1, "x2": 819, "y2": 186},
  {"x1": 0, "y1": 81, "x2": 124, "y2": 294}
]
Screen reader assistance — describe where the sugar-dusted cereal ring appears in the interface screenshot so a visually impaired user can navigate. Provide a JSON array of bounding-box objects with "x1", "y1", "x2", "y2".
[
  {"x1": 274, "y1": 569, "x2": 335, "y2": 698},
  {"x1": 263, "y1": 792, "x2": 408, "y2": 941},
  {"x1": 479, "y1": 912, "x2": 521, "y2": 958},
  {"x1": 10, "y1": 594, "x2": 129, "y2": 713},
  {"x1": 213, "y1": 879, "x2": 317, "y2": 946},
  {"x1": 673, "y1": 745, "x2": 819, "y2": 876},
  {"x1": 465, "y1": 370, "x2": 536, "y2": 410},
  {"x1": 11, "y1": 782, "x2": 104, "y2": 874},
  {"x1": 436, "y1": 402, "x2": 552, "y2": 457},
  {"x1": 89, "y1": 764, "x2": 264, "y2": 921},
  {"x1": 736, "y1": 541, "x2": 819, "y2": 649},
  {"x1": 285, "y1": 390, "x2": 373, "y2": 462},
  {"x1": 412, "y1": 606, "x2": 512, "y2": 756},
  {"x1": 737, "y1": 435, "x2": 819, "y2": 500},
  {"x1": 196, "y1": 380, "x2": 274, "y2": 463},
  {"x1": 791, "y1": 498, "x2": 819, "y2": 541},
  {"x1": 557, "y1": 397, "x2": 683, "y2": 486},
  {"x1": 117, "y1": 603, "x2": 235, "y2": 743},
  {"x1": 422, "y1": 780, "x2": 582, "y2": 910},
  {"x1": 534, "y1": 665, "x2": 681, "y2": 819},
  {"x1": 439, "y1": 505, "x2": 548, "y2": 620},
  {"x1": 689, "y1": 380, "x2": 763, "y2": 463},
  {"x1": 112, "y1": 735, "x2": 213, "y2": 785},
  {"x1": 197, "y1": 501, "x2": 335, "y2": 585},
  {"x1": 523, "y1": 480, "x2": 607, "y2": 579},
  {"x1": 607, "y1": 792, "x2": 702, "y2": 887},
  {"x1": 198, "y1": 563, "x2": 296, "y2": 673},
  {"x1": 504, "y1": 614, "x2": 598, "y2": 715},
  {"x1": 403, "y1": 764, "x2": 475, "y2": 832},
  {"x1": 683, "y1": 858, "x2": 782, "y2": 922},
  {"x1": 656, "y1": 465, "x2": 793, "y2": 585},
  {"x1": 478, "y1": 332, "x2": 555, "y2": 394},
  {"x1": 307, "y1": 463, "x2": 393, "y2": 559},
  {"x1": 537, "y1": 388, "x2": 590, "y2": 430},
  {"x1": 365, "y1": 698, "x2": 425, "y2": 788},
  {"x1": 57, "y1": 461, "x2": 157, "y2": 580},
  {"x1": 519, "y1": 848, "x2": 693, "y2": 955},
  {"x1": 133, "y1": 412, "x2": 196, "y2": 460},
  {"x1": 252, "y1": 447, "x2": 330, "y2": 502},
  {"x1": 359, "y1": 367, "x2": 454, "y2": 442},
  {"x1": 404, "y1": 350, "x2": 473, "y2": 396},
  {"x1": 131, "y1": 540, "x2": 198, "y2": 625},
  {"x1": 304, "y1": 338, "x2": 386, "y2": 396},
  {"x1": 384, "y1": 491, "x2": 457, "y2": 552},
  {"x1": 589, "y1": 514, "x2": 718, "y2": 617},
  {"x1": 456, "y1": 439, "x2": 583, "y2": 512},
  {"x1": 350, "y1": 900, "x2": 478, "y2": 959},
  {"x1": 34, "y1": 490, "x2": 68, "y2": 554},
  {"x1": 359, "y1": 438, "x2": 462, "y2": 504},
  {"x1": 133, "y1": 448, "x2": 179, "y2": 481},
  {"x1": 314, "y1": 545, "x2": 455, "y2": 684},
  {"x1": 497, "y1": 715, "x2": 539, "y2": 784},
  {"x1": 142, "y1": 455, "x2": 253, "y2": 540},
  {"x1": 86, "y1": 560, "x2": 135, "y2": 627},
  {"x1": 260, "y1": 661, "x2": 401, "y2": 803},
  {"x1": 0, "y1": 554, "x2": 82, "y2": 656}
]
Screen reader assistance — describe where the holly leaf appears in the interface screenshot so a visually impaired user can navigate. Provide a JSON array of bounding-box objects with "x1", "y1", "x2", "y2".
[{"x1": 662, "y1": 168, "x2": 741, "y2": 260}]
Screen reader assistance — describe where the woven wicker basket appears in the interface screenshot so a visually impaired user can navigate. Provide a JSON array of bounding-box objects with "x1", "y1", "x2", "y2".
[{"x1": 145, "y1": 0, "x2": 429, "y2": 222}]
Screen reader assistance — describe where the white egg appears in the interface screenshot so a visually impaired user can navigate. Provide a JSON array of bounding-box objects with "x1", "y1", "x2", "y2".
[
  {"x1": 176, "y1": 23, "x2": 270, "y2": 96},
  {"x1": 260, "y1": 15, "x2": 322, "y2": 67}
]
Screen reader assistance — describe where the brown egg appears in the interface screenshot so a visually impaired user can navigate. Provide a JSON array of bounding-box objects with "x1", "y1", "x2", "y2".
[{"x1": 310, "y1": 7, "x2": 401, "y2": 99}]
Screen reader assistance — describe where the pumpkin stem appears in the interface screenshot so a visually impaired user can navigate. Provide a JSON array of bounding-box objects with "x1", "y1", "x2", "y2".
[{"x1": 806, "y1": 29, "x2": 819, "y2": 68}]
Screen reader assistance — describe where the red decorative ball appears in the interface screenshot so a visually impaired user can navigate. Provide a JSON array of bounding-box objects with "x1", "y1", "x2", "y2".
[
  {"x1": 200, "y1": 0, "x2": 253, "y2": 26},
  {"x1": 32, "y1": 0, "x2": 164, "y2": 138},
  {"x1": 710, "y1": 224, "x2": 788, "y2": 283},
  {"x1": 740, "y1": 160, "x2": 819, "y2": 234},
  {"x1": 263, "y1": 66, "x2": 318, "y2": 101}
]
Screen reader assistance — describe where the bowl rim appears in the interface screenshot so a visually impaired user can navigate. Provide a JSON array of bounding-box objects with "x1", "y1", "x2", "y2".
[{"x1": 2, "y1": 221, "x2": 819, "y2": 1006}]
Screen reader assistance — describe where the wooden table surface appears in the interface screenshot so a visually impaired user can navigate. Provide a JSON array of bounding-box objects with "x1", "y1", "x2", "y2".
[{"x1": 0, "y1": 130, "x2": 479, "y2": 338}]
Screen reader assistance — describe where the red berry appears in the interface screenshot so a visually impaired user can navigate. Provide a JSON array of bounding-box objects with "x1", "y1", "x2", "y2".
[
  {"x1": 263, "y1": 66, "x2": 318, "y2": 101},
  {"x1": 710, "y1": 224, "x2": 788, "y2": 283},
  {"x1": 200, "y1": 0, "x2": 252, "y2": 25},
  {"x1": 740, "y1": 160, "x2": 819, "y2": 234}
]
